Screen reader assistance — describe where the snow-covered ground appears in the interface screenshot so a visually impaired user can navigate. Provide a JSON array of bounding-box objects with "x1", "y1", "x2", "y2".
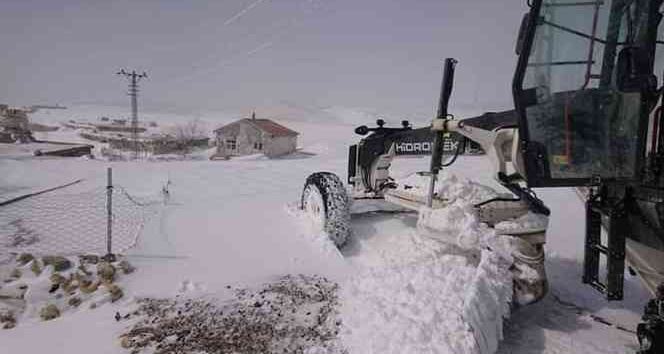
[{"x1": 0, "y1": 106, "x2": 652, "y2": 353}]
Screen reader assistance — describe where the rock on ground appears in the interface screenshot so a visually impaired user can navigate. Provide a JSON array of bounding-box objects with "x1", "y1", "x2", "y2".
[
  {"x1": 39, "y1": 304, "x2": 60, "y2": 321},
  {"x1": 42, "y1": 256, "x2": 72, "y2": 272}
]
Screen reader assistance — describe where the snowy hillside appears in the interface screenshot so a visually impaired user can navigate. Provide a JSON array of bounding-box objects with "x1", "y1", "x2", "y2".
[
  {"x1": 0, "y1": 105, "x2": 652, "y2": 353},
  {"x1": 28, "y1": 102, "x2": 501, "y2": 131}
]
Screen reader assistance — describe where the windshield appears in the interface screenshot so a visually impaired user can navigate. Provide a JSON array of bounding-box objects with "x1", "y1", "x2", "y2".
[{"x1": 515, "y1": 0, "x2": 661, "y2": 186}]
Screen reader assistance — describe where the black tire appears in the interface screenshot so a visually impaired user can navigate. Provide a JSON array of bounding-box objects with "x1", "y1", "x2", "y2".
[{"x1": 301, "y1": 172, "x2": 351, "y2": 248}]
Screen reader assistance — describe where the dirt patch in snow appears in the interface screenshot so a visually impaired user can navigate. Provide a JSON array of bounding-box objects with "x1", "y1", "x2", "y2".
[{"x1": 119, "y1": 274, "x2": 346, "y2": 354}]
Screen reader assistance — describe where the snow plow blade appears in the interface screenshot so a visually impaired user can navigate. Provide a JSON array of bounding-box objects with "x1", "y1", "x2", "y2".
[{"x1": 300, "y1": 171, "x2": 550, "y2": 353}]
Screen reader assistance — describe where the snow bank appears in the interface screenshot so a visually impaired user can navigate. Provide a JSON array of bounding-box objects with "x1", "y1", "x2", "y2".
[
  {"x1": 494, "y1": 212, "x2": 548, "y2": 234},
  {"x1": 462, "y1": 249, "x2": 513, "y2": 354},
  {"x1": 341, "y1": 255, "x2": 476, "y2": 353},
  {"x1": 414, "y1": 172, "x2": 498, "y2": 250},
  {"x1": 395, "y1": 172, "x2": 501, "y2": 204},
  {"x1": 230, "y1": 153, "x2": 269, "y2": 161},
  {"x1": 286, "y1": 203, "x2": 345, "y2": 259},
  {"x1": 340, "y1": 240, "x2": 513, "y2": 354},
  {"x1": 336, "y1": 172, "x2": 514, "y2": 354}
]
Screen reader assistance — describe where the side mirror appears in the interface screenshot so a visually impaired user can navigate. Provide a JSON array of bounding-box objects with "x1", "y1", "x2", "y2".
[
  {"x1": 355, "y1": 125, "x2": 370, "y2": 135},
  {"x1": 515, "y1": 13, "x2": 530, "y2": 55}
]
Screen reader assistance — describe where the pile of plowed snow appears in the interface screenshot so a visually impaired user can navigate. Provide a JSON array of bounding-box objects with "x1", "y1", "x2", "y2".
[
  {"x1": 341, "y1": 248, "x2": 512, "y2": 354},
  {"x1": 307, "y1": 172, "x2": 517, "y2": 354}
]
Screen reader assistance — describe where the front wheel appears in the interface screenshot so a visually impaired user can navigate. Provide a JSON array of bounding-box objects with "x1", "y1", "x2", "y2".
[{"x1": 301, "y1": 172, "x2": 351, "y2": 248}]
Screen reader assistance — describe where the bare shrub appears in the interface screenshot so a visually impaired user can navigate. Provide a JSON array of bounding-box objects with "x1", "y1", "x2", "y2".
[{"x1": 169, "y1": 119, "x2": 209, "y2": 156}]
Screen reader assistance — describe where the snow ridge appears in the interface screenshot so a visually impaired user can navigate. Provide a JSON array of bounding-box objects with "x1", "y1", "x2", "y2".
[
  {"x1": 462, "y1": 248, "x2": 513, "y2": 354},
  {"x1": 338, "y1": 173, "x2": 514, "y2": 354}
]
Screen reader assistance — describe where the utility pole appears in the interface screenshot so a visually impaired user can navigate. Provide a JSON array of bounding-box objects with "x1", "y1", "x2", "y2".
[
  {"x1": 117, "y1": 69, "x2": 148, "y2": 159},
  {"x1": 104, "y1": 167, "x2": 115, "y2": 262}
]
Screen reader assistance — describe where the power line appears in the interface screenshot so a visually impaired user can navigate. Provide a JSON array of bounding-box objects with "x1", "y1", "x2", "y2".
[
  {"x1": 117, "y1": 69, "x2": 148, "y2": 159},
  {"x1": 224, "y1": 0, "x2": 270, "y2": 26},
  {"x1": 160, "y1": 0, "x2": 322, "y2": 87}
]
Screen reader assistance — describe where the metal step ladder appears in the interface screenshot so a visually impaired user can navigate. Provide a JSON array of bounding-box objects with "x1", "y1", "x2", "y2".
[{"x1": 583, "y1": 194, "x2": 627, "y2": 300}]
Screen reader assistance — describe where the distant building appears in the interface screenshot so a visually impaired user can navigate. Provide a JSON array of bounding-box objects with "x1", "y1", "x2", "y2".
[
  {"x1": 0, "y1": 104, "x2": 33, "y2": 143},
  {"x1": 214, "y1": 112, "x2": 299, "y2": 158}
]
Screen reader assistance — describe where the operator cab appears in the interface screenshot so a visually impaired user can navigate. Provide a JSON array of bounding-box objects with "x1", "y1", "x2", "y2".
[{"x1": 514, "y1": 0, "x2": 662, "y2": 187}]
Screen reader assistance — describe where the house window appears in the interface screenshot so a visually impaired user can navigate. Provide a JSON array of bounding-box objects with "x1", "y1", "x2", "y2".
[
  {"x1": 225, "y1": 139, "x2": 237, "y2": 150},
  {"x1": 254, "y1": 142, "x2": 263, "y2": 150}
]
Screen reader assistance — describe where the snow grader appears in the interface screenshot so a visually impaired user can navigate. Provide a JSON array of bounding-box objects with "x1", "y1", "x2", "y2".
[{"x1": 301, "y1": 0, "x2": 664, "y2": 352}]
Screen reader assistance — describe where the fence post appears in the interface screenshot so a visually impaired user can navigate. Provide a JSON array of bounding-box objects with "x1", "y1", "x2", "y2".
[{"x1": 104, "y1": 167, "x2": 116, "y2": 262}]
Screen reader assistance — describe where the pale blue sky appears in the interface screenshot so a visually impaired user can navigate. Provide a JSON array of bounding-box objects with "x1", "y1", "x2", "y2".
[{"x1": 1, "y1": 0, "x2": 528, "y2": 117}]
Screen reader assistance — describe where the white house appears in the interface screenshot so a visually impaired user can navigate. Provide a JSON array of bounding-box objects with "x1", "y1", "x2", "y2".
[{"x1": 213, "y1": 113, "x2": 299, "y2": 158}]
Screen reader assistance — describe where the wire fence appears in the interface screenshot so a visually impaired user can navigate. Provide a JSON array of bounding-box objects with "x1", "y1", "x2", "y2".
[{"x1": 0, "y1": 173, "x2": 164, "y2": 258}]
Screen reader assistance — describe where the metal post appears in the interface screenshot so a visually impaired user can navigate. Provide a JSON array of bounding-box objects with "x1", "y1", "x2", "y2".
[
  {"x1": 426, "y1": 172, "x2": 437, "y2": 208},
  {"x1": 105, "y1": 167, "x2": 115, "y2": 261},
  {"x1": 427, "y1": 58, "x2": 458, "y2": 207}
]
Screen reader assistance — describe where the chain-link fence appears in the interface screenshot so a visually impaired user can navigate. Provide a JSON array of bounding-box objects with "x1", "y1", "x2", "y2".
[{"x1": 0, "y1": 170, "x2": 163, "y2": 258}]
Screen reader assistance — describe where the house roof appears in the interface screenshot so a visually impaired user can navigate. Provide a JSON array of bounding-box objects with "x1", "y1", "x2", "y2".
[{"x1": 215, "y1": 118, "x2": 299, "y2": 137}]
